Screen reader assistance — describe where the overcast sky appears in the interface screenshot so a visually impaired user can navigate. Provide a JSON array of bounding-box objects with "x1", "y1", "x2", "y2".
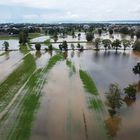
[{"x1": 0, "y1": 0, "x2": 140, "y2": 23}]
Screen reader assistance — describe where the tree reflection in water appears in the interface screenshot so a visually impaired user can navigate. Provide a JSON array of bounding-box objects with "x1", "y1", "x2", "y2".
[
  {"x1": 124, "y1": 80, "x2": 140, "y2": 107},
  {"x1": 35, "y1": 51, "x2": 42, "y2": 58},
  {"x1": 123, "y1": 96, "x2": 135, "y2": 107},
  {"x1": 136, "y1": 80, "x2": 140, "y2": 93},
  {"x1": 76, "y1": 50, "x2": 83, "y2": 57},
  {"x1": 48, "y1": 50, "x2": 53, "y2": 57},
  {"x1": 63, "y1": 51, "x2": 68, "y2": 59},
  {"x1": 105, "y1": 115, "x2": 122, "y2": 138},
  {"x1": 70, "y1": 51, "x2": 75, "y2": 58},
  {"x1": 5, "y1": 51, "x2": 10, "y2": 60}
]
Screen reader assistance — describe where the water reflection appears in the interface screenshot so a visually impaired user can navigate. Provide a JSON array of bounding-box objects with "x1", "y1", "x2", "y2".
[
  {"x1": 63, "y1": 51, "x2": 68, "y2": 59},
  {"x1": 114, "y1": 51, "x2": 121, "y2": 56},
  {"x1": 77, "y1": 51, "x2": 83, "y2": 57},
  {"x1": 136, "y1": 80, "x2": 140, "y2": 92},
  {"x1": 93, "y1": 51, "x2": 100, "y2": 61},
  {"x1": 70, "y1": 51, "x2": 75, "y2": 58},
  {"x1": 123, "y1": 96, "x2": 135, "y2": 107},
  {"x1": 48, "y1": 50, "x2": 53, "y2": 57},
  {"x1": 5, "y1": 51, "x2": 10, "y2": 60},
  {"x1": 103, "y1": 51, "x2": 111, "y2": 58},
  {"x1": 35, "y1": 51, "x2": 42, "y2": 58},
  {"x1": 122, "y1": 51, "x2": 127, "y2": 56},
  {"x1": 123, "y1": 81, "x2": 140, "y2": 107},
  {"x1": 105, "y1": 115, "x2": 122, "y2": 138}
]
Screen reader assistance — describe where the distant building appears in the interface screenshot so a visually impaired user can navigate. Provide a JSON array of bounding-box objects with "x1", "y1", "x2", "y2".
[{"x1": 83, "y1": 25, "x2": 90, "y2": 30}]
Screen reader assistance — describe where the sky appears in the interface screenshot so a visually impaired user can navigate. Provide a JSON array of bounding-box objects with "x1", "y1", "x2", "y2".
[{"x1": 0, "y1": 0, "x2": 140, "y2": 23}]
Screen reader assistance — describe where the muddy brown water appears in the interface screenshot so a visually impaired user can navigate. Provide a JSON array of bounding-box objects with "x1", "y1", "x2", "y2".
[
  {"x1": 0, "y1": 34, "x2": 140, "y2": 140},
  {"x1": 31, "y1": 61, "x2": 107, "y2": 140},
  {"x1": 31, "y1": 48, "x2": 140, "y2": 140},
  {"x1": 0, "y1": 51, "x2": 24, "y2": 82}
]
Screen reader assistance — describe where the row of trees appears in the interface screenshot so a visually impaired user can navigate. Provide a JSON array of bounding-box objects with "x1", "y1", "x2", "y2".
[
  {"x1": 45, "y1": 26, "x2": 140, "y2": 42},
  {"x1": 94, "y1": 38, "x2": 131, "y2": 51},
  {"x1": 34, "y1": 41, "x2": 84, "y2": 52},
  {"x1": 58, "y1": 41, "x2": 83, "y2": 51},
  {"x1": 2, "y1": 38, "x2": 139, "y2": 52},
  {"x1": 3, "y1": 26, "x2": 140, "y2": 52},
  {"x1": 93, "y1": 38, "x2": 140, "y2": 52},
  {"x1": 35, "y1": 43, "x2": 53, "y2": 51}
]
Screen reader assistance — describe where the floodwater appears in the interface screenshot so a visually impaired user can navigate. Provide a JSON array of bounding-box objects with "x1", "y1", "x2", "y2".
[
  {"x1": 0, "y1": 34, "x2": 140, "y2": 140},
  {"x1": 0, "y1": 39, "x2": 19, "y2": 50},
  {"x1": 31, "y1": 61, "x2": 107, "y2": 140},
  {"x1": 31, "y1": 48, "x2": 140, "y2": 140},
  {"x1": 31, "y1": 36, "x2": 50, "y2": 42},
  {"x1": 54, "y1": 32, "x2": 135, "y2": 43},
  {"x1": 0, "y1": 51, "x2": 24, "y2": 82}
]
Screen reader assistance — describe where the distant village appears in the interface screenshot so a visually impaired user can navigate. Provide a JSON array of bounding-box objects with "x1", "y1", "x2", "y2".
[{"x1": 0, "y1": 23, "x2": 140, "y2": 37}]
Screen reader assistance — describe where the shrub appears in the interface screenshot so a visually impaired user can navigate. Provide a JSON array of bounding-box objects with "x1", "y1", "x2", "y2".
[
  {"x1": 124, "y1": 84, "x2": 136, "y2": 99},
  {"x1": 35, "y1": 43, "x2": 41, "y2": 51}
]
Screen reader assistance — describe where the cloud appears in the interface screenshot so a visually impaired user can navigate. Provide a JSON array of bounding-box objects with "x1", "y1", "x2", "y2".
[
  {"x1": 0, "y1": 0, "x2": 140, "y2": 23},
  {"x1": 23, "y1": 14, "x2": 39, "y2": 20},
  {"x1": 129, "y1": 5, "x2": 140, "y2": 13}
]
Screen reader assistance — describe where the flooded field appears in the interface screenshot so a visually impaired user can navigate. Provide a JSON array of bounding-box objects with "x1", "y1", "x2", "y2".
[
  {"x1": 0, "y1": 34, "x2": 140, "y2": 140},
  {"x1": 0, "y1": 40, "x2": 19, "y2": 50}
]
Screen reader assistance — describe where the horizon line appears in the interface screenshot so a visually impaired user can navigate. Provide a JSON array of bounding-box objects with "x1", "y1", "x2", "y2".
[{"x1": 0, "y1": 20, "x2": 140, "y2": 24}]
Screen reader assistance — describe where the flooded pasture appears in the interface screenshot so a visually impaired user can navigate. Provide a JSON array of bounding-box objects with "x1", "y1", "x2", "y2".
[
  {"x1": 29, "y1": 49, "x2": 140, "y2": 140},
  {"x1": 0, "y1": 34, "x2": 140, "y2": 140}
]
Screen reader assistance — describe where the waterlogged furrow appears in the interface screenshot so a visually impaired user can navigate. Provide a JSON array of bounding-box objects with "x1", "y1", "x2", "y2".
[
  {"x1": 6, "y1": 54, "x2": 64, "y2": 140},
  {"x1": 79, "y1": 70, "x2": 109, "y2": 140}
]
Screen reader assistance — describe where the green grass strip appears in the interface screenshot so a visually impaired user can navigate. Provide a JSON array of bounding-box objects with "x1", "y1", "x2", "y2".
[
  {"x1": 79, "y1": 70, "x2": 98, "y2": 95},
  {"x1": 0, "y1": 36, "x2": 18, "y2": 40},
  {"x1": 89, "y1": 98, "x2": 103, "y2": 111}
]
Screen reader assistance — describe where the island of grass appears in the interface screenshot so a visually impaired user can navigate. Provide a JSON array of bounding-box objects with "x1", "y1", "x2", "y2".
[{"x1": 79, "y1": 70, "x2": 98, "y2": 95}]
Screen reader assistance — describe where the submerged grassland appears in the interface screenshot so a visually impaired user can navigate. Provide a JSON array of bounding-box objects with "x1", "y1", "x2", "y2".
[{"x1": 0, "y1": 47, "x2": 110, "y2": 140}]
